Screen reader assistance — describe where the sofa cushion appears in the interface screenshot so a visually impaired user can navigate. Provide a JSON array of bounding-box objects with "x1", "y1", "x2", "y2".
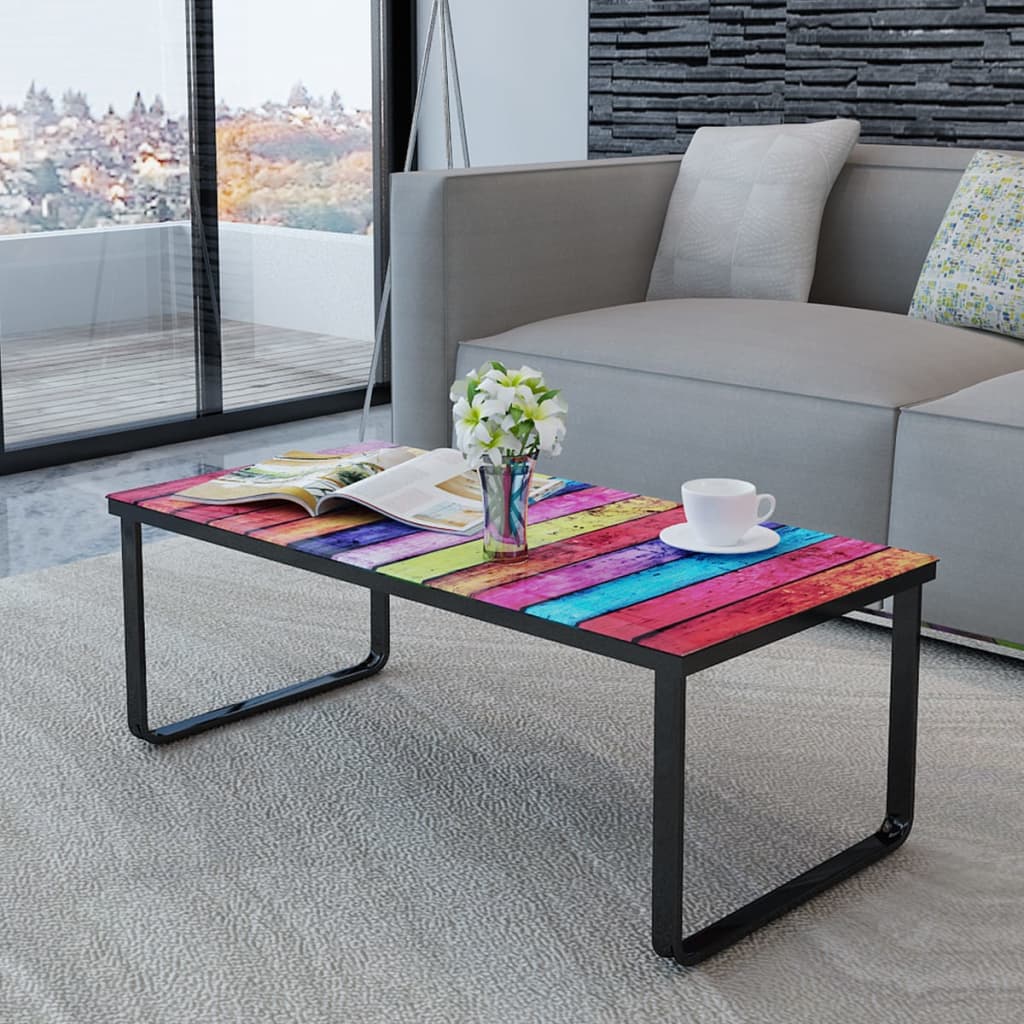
[
  {"x1": 902, "y1": 367, "x2": 1024, "y2": 429},
  {"x1": 647, "y1": 119, "x2": 859, "y2": 304},
  {"x1": 464, "y1": 299, "x2": 1024, "y2": 409},
  {"x1": 890, "y1": 370, "x2": 1024, "y2": 644},
  {"x1": 458, "y1": 299, "x2": 1024, "y2": 543},
  {"x1": 909, "y1": 150, "x2": 1024, "y2": 342}
]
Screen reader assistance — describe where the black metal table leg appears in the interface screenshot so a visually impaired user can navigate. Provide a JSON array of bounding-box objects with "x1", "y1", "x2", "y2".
[
  {"x1": 651, "y1": 664, "x2": 686, "y2": 958},
  {"x1": 120, "y1": 518, "x2": 391, "y2": 745},
  {"x1": 882, "y1": 584, "x2": 922, "y2": 842},
  {"x1": 650, "y1": 585, "x2": 924, "y2": 965}
]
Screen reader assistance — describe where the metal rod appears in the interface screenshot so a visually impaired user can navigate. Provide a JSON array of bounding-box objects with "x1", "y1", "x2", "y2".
[
  {"x1": 361, "y1": 0, "x2": 441, "y2": 442},
  {"x1": 439, "y1": 0, "x2": 453, "y2": 169},
  {"x1": 120, "y1": 515, "x2": 391, "y2": 745},
  {"x1": 121, "y1": 518, "x2": 150, "y2": 741},
  {"x1": 650, "y1": 588, "x2": 927, "y2": 965},
  {"x1": 359, "y1": 262, "x2": 392, "y2": 440},
  {"x1": 885, "y1": 584, "x2": 923, "y2": 833},
  {"x1": 651, "y1": 665, "x2": 686, "y2": 959},
  {"x1": 360, "y1": 0, "x2": 470, "y2": 441},
  {"x1": 443, "y1": 0, "x2": 471, "y2": 167},
  {"x1": 400, "y1": 0, "x2": 440, "y2": 174}
]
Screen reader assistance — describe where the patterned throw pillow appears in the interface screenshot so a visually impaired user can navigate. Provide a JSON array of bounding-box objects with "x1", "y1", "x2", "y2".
[
  {"x1": 909, "y1": 150, "x2": 1024, "y2": 340},
  {"x1": 646, "y1": 119, "x2": 860, "y2": 303}
]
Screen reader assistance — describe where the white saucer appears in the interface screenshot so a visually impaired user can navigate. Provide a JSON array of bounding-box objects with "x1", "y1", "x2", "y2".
[{"x1": 659, "y1": 522, "x2": 781, "y2": 555}]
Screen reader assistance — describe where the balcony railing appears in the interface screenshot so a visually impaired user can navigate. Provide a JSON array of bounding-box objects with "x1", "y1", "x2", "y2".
[{"x1": 0, "y1": 222, "x2": 374, "y2": 447}]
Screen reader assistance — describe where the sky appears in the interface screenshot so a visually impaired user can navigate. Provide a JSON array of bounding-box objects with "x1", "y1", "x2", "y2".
[{"x1": 0, "y1": 0, "x2": 372, "y2": 115}]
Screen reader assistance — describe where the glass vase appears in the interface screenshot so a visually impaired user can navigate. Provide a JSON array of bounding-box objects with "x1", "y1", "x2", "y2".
[{"x1": 478, "y1": 456, "x2": 535, "y2": 562}]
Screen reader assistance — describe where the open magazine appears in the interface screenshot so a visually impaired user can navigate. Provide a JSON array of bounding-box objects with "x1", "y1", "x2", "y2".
[{"x1": 174, "y1": 446, "x2": 564, "y2": 535}]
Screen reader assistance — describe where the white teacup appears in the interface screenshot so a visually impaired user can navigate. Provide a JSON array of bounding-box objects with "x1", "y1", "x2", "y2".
[{"x1": 682, "y1": 478, "x2": 776, "y2": 547}]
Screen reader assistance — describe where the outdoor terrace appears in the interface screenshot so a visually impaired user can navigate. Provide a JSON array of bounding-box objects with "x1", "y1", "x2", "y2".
[
  {"x1": 1, "y1": 317, "x2": 372, "y2": 447},
  {"x1": 0, "y1": 220, "x2": 375, "y2": 449}
]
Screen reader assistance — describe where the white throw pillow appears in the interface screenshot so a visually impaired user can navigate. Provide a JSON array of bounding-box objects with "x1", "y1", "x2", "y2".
[
  {"x1": 647, "y1": 119, "x2": 860, "y2": 303},
  {"x1": 909, "y1": 149, "x2": 1024, "y2": 341}
]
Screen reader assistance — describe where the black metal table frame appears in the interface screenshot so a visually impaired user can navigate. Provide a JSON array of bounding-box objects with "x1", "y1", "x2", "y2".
[{"x1": 110, "y1": 498, "x2": 935, "y2": 966}]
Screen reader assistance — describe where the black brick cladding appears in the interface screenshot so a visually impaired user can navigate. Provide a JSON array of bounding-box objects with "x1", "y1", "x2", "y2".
[{"x1": 590, "y1": 0, "x2": 1024, "y2": 156}]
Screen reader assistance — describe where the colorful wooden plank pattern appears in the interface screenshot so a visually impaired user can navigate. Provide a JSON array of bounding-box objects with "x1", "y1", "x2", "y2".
[
  {"x1": 332, "y1": 484, "x2": 631, "y2": 570},
  {"x1": 580, "y1": 536, "x2": 886, "y2": 642},
  {"x1": 639, "y1": 548, "x2": 936, "y2": 658},
  {"x1": 109, "y1": 459, "x2": 937, "y2": 661},
  {"x1": 376, "y1": 495, "x2": 677, "y2": 585}
]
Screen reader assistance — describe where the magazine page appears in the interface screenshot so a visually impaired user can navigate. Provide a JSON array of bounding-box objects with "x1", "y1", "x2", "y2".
[
  {"x1": 335, "y1": 448, "x2": 487, "y2": 533},
  {"x1": 334, "y1": 448, "x2": 564, "y2": 534},
  {"x1": 174, "y1": 447, "x2": 420, "y2": 515},
  {"x1": 175, "y1": 445, "x2": 563, "y2": 533}
]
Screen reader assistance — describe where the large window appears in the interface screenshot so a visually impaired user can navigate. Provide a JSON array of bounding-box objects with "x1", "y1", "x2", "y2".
[
  {"x1": 213, "y1": 0, "x2": 376, "y2": 411},
  {"x1": 0, "y1": 1, "x2": 411, "y2": 473},
  {"x1": 0, "y1": 1, "x2": 196, "y2": 449}
]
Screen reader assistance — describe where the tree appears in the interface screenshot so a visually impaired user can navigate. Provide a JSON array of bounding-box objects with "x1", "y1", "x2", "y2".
[
  {"x1": 150, "y1": 94, "x2": 165, "y2": 119},
  {"x1": 37, "y1": 88, "x2": 56, "y2": 122},
  {"x1": 130, "y1": 91, "x2": 146, "y2": 120},
  {"x1": 61, "y1": 89, "x2": 91, "y2": 120},
  {"x1": 33, "y1": 158, "x2": 62, "y2": 197},
  {"x1": 329, "y1": 90, "x2": 344, "y2": 113},
  {"x1": 284, "y1": 204, "x2": 361, "y2": 233},
  {"x1": 25, "y1": 81, "x2": 56, "y2": 122},
  {"x1": 287, "y1": 81, "x2": 312, "y2": 108}
]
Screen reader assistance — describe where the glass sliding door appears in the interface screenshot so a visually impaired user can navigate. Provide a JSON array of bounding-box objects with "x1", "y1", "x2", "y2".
[
  {"x1": 212, "y1": 0, "x2": 375, "y2": 412},
  {"x1": 0, "y1": 1, "x2": 408, "y2": 475},
  {"x1": 0, "y1": 1, "x2": 196, "y2": 449}
]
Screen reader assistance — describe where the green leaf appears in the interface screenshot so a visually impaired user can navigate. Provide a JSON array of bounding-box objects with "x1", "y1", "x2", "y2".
[
  {"x1": 466, "y1": 380, "x2": 478, "y2": 403},
  {"x1": 536, "y1": 388, "x2": 559, "y2": 403},
  {"x1": 488, "y1": 360, "x2": 508, "y2": 375}
]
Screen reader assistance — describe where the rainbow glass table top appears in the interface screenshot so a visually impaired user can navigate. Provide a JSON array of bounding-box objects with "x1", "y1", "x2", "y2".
[{"x1": 109, "y1": 442, "x2": 935, "y2": 666}]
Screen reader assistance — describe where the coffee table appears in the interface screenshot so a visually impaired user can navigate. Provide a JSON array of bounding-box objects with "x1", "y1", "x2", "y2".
[{"x1": 108, "y1": 442, "x2": 937, "y2": 965}]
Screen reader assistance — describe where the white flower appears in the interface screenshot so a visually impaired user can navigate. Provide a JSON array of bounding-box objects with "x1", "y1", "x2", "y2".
[
  {"x1": 449, "y1": 367, "x2": 480, "y2": 403},
  {"x1": 452, "y1": 396, "x2": 490, "y2": 452},
  {"x1": 475, "y1": 387, "x2": 514, "y2": 420},
  {"x1": 518, "y1": 395, "x2": 567, "y2": 454},
  {"x1": 476, "y1": 376, "x2": 517, "y2": 410},
  {"x1": 449, "y1": 360, "x2": 568, "y2": 466}
]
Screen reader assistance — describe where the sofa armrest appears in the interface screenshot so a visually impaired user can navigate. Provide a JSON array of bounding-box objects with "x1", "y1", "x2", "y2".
[{"x1": 390, "y1": 156, "x2": 681, "y2": 448}]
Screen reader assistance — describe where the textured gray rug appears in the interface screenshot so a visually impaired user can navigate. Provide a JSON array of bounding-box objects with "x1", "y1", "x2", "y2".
[{"x1": 1, "y1": 537, "x2": 1022, "y2": 1024}]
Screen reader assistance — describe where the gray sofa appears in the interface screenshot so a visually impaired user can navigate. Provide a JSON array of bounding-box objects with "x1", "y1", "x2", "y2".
[{"x1": 390, "y1": 144, "x2": 1024, "y2": 647}]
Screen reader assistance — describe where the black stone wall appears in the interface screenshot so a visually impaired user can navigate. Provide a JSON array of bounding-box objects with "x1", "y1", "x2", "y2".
[{"x1": 590, "y1": 1, "x2": 1024, "y2": 156}]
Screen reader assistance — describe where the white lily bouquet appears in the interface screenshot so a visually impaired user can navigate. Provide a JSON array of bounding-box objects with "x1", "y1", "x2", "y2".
[
  {"x1": 449, "y1": 361, "x2": 568, "y2": 468},
  {"x1": 449, "y1": 361, "x2": 568, "y2": 562}
]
